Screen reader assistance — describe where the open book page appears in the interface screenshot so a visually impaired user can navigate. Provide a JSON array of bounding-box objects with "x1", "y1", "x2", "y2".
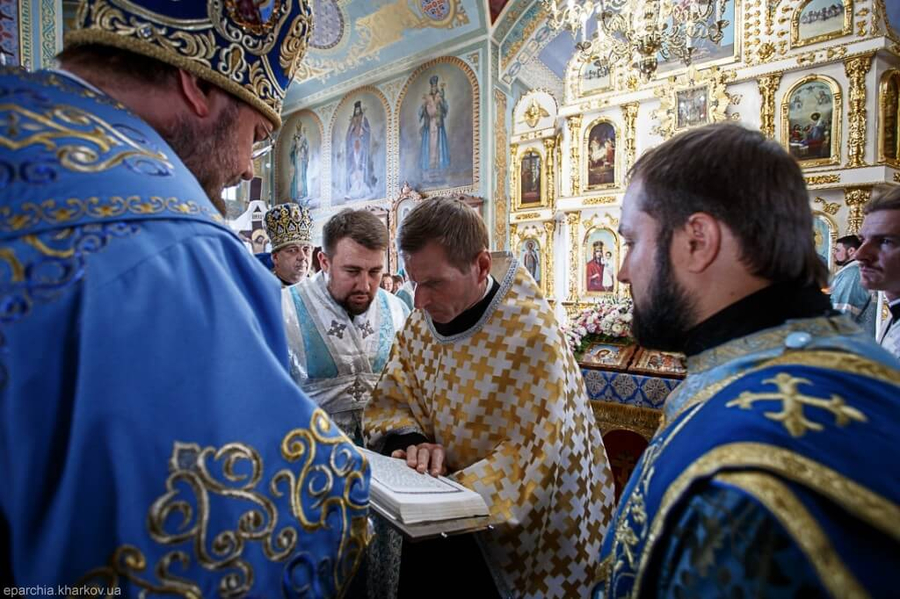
[
  {"x1": 359, "y1": 448, "x2": 489, "y2": 525},
  {"x1": 363, "y1": 449, "x2": 465, "y2": 494}
]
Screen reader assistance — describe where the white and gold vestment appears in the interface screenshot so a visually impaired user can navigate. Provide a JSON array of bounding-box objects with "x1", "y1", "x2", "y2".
[
  {"x1": 365, "y1": 253, "x2": 615, "y2": 598},
  {"x1": 283, "y1": 271, "x2": 409, "y2": 441}
]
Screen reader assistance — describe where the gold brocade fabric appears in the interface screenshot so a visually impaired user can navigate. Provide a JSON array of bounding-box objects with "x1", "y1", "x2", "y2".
[{"x1": 365, "y1": 254, "x2": 616, "y2": 598}]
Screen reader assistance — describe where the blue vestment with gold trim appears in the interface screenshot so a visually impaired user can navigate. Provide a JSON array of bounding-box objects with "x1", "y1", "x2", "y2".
[
  {"x1": 0, "y1": 67, "x2": 369, "y2": 597},
  {"x1": 593, "y1": 315, "x2": 900, "y2": 598}
]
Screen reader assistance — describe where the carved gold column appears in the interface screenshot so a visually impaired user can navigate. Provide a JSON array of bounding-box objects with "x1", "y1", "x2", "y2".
[
  {"x1": 845, "y1": 186, "x2": 872, "y2": 234},
  {"x1": 757, "y1": 73, "x2": 782, "y2": 139},
  {"x1": 566, "y1": 212, "x2": 581, "y2": 302},
  {"x1": 567, "y1": 115, "x2": 582, "y2": 196},
  {"x1": 543, "y1": 220, "x2": 556, "y2": 300},
  {"x1": 493, "y1": 90, "x2": 509, "y2": 250},
  {"x1": 844, "y1": 53, "x2": 875, "y2": 167},
  {"x1": 621, "y1": 102, "x2": 640, "y2": 171},
  {"x1": 543, "y1": 136, "x2": 557, "y2": 209},
  {"x1": 509, "y1": 143, "x2": 519, "y2": 212}
]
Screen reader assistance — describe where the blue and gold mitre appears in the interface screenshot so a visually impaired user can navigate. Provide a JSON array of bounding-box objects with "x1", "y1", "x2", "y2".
[
  {"x1": 265, "y1": 203, "x2": 312, "y2": 251},
  {"x1": 64, "y1": 0, "x2": 313, "y2": 127}
]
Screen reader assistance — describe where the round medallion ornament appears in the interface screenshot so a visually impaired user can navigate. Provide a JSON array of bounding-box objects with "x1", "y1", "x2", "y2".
[
  {"x1": 309, "y1": 0, "x2": 345, "y2": 50},
  {"x1": 421, "y1": 0, "x2": 451, "y2": 20}
]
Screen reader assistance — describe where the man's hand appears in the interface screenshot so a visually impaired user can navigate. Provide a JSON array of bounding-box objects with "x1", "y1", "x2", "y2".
[{"x1": 391, "y1": 443, "x2": 447, "y2": 476}]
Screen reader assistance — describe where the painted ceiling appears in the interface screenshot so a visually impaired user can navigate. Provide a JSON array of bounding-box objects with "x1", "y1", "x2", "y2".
[
  {"x1": 282, "y1": 0, "x2": 593, "y2": 109},
  {"x1": 284, "y1": 0, "x2": 487, "y2": 106}
]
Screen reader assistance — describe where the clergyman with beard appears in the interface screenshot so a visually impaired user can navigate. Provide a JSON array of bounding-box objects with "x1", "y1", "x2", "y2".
[
  {"x1": 282, "y1": 208, "x2": 409, "y2": 443},
  {"x1": 594, "y1": 123, "x2": 900, "y2": 598},
  {"x1": 0, "y1": 1, "x2": 371, "y2": 594}
]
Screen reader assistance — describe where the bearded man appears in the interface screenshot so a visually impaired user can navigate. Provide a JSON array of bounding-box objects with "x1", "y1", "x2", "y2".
[
  {"x1": 0, "y1": 0, "x2": 370, "y2": 594},
  {"x1": 282, "y1": 209, "x2": 409, "y2": 443},
  {"x1": 594, "y1": 123, "x2": 900, "y2": 598}
]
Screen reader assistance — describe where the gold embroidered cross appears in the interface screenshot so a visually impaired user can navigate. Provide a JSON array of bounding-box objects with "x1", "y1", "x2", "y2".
[{"x1": 726, "y1": 373, "x2": 867, "y2": 438}]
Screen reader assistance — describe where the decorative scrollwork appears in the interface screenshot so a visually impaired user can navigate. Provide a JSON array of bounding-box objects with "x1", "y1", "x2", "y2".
[
  {"x1": 845, "y1": 53, "x2": 875, "y2": 168},
  {"x1": 0, "y1": 104, "x2": 173, "y2": 176},
  {"x1": 74, "y1": 411, "x2": 368, "y2": 597}
]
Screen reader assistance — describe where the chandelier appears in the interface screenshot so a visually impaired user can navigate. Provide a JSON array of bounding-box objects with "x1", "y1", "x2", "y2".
[{"x1": 541, "y1": 0, "x2": 731, "y2": 80}]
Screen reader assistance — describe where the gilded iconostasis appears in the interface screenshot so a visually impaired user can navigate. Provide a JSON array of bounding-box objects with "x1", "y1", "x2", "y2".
[{"x1": 8, "y1": 0, "x2": 899, "y2": 320}]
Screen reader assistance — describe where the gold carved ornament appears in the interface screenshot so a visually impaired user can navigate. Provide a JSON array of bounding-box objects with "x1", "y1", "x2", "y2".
[
  {"x1": 757, "y1": 73, "x2": 783, "y2": 139},
  {"x1": 522, "y1": 98, "x2": 550, "y2": 129},
  {"x1": 844, "y1": 186, "x2": 872, "y2": 235},
  {"x1": 566, "y1": 212, "x2": 581, "y2": 302},
  {"x1": 652, "y1": 67, "x2": 734, "y2": 140},
  {"x1": 844, "y1": 53, "x2": 875, "y2": 168},
  {"x1": 543, "y1": 136, "x2": 557, "y2": 210},
  {"x1": 494, "y1": 90, "x2": 509, "y2": 250},
  {"x1": 543, "y1": 220, "x2": 556, "y2": 299},
  {"x1": 805, "y1": 174, "x2": 841, "y2": 186},
  {"x1": 814, "y1": 196, "x2": 841, "y2": 215},
  {"x1": 621, "y1": 102, "x2": 639, "y2": 172},
  {"x1": 567, "y1": 116, "x2": 582, "y2": 196}
]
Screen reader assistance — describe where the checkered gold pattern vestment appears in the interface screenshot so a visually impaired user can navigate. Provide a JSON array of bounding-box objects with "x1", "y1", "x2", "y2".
[{"x1": 365, "y1": 254, "x2": 616, "y2": 598}]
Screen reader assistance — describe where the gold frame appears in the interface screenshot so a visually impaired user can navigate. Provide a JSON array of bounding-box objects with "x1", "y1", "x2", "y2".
[
  {"x1": 629, "y1": 348, "x2": 687, "y2": 379},
  {"x1": 389, "y1": 182, "x2": 423, "y2": 273},
  {"x1": 673, "y1": 84, "x2": 713, "y2": 132},
  {"x1": 591, "y1": 402, "x2": 662, "y2": 442},
  {"x1": 652, "y1": 67, "x2": 732, "y2": 140},
  {"x1": 571, "y1": 52, "x2": 616, "y2": 99},
  {"x1": 581, "y1": 217, "x2": 621, "y2": 298},
  {"x1": 583, "y1": 117, "x2": 620, "y2": 192},
  {"x1": 791, "y1": 0, "x2": 853, "y2": 49},
  {"x1": 580, "y1": 341, "x2": 636, "y2": 371},
  {"x1": 511, "y1": 222, "x2": 554, "y2": 298},
  {"x1": 781, "y1": 74, "x2": 843, "y2": 168},
  {"x1": 513, "y1": 146, "x2": 548, "y2": 211},
  {"x1": 878, "y1": 69, "x2": 900, "y2": 167},
  {"x1": 812, "y1": 210, "x2": 839, "y2": 271}
]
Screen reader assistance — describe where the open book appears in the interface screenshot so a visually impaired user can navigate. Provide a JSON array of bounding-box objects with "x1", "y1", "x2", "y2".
[{"x1": 360, "y1": 448, "x2": 490, "y2": 526}]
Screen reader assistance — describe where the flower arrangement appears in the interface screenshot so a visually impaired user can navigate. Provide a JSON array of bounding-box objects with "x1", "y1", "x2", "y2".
[{"x1": 564, "y1": 298, "x2": 635, "y2": 356}]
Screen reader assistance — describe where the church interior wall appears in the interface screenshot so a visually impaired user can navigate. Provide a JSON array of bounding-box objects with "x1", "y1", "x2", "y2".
[
  {"x1": 10, "y1": 0, "x2": 899, "y2": 317},
  {"x1": 498, "y1": 0, "x2": 900, "y2": 328},
  {"x1": 273, "y1": 42, "x2": 491, "y2": 258}
]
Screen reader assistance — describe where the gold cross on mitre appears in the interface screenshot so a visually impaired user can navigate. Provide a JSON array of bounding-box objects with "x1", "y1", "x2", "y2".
[{"x1": 725, "y1": 373, "x2": 867, "y2": 438}]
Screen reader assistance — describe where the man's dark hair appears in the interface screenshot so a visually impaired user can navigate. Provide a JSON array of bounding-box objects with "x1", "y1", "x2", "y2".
[
  {"x1": 863, "y1": 185, "x2": 900, "y2": 215},
  {"x1": 398, "y1": 196, "x2": 489, "y2": 272},
  {"x1": 322, "y1": 209, "x2": 388, "y2": 256},
  {"x1": 57, "y1": 45, "x2": 180, "y2": 87},
  {"x1": 629, "y1": 122, "x2": 828, "y2": 288},
  {"x1": 836, "y1": 234, "x2": 861, "y2": 250}
]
